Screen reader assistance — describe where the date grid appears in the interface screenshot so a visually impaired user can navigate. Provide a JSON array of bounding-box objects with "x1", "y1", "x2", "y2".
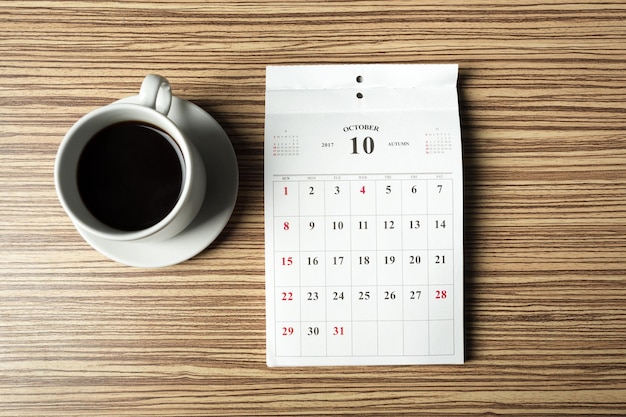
[{"x1": 272, "y1": 174, "x2": 456, "y2": 358}]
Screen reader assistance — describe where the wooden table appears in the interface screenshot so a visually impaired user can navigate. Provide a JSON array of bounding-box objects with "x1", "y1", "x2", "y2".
[{"x1": 1, "y1": 1, "x2": 625, "y2": 415}]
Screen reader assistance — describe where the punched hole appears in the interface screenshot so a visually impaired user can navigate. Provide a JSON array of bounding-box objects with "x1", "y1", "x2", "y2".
[
  {"x1": 356, "y1": 75, "x2": 363, "y2": 83},
  {"x1": 356, "y1": 92, "x2": 364, "y2": 99}
]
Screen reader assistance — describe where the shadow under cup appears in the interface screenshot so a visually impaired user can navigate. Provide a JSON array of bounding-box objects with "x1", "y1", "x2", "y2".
[{"x1": 55, "y1": 103, "x2": 206, "y2": 242}]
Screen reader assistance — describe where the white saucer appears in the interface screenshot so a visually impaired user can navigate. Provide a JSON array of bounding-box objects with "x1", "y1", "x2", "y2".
[{"x1": 75, "y1": 96, "x2": 239, "y2": 267}]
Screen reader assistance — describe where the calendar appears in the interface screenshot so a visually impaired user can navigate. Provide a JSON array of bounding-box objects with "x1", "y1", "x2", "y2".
[{"x1": 264, "y1": 64, "x2": 464, "y2": 366}]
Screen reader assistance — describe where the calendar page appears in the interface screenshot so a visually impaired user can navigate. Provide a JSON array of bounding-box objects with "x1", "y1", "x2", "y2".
[{"x1": 264, "y1": 64, "x2": 464, "y2": 366}]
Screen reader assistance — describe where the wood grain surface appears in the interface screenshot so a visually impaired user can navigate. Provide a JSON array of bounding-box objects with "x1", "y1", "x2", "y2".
[{"x1": 1, "y1": 0, "x2": 625, "y2": 415}]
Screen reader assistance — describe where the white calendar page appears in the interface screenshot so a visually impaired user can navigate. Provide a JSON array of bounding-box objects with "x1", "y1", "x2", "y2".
[{"x1": 264, "y1": 64, "x2": 464, "y2": 366}]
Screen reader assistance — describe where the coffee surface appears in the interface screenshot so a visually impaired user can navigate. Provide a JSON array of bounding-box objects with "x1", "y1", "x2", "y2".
[{"x1": 77, "y1": 122, "x2": 183, "y2": 231}]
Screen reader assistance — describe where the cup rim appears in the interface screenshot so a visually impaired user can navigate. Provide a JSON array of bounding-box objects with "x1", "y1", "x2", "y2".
[{"x1": 55, "y1": 103, "x2": 196, "y2": 242}]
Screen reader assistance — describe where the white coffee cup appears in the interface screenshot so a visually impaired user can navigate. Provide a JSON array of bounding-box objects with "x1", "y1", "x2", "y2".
[{"x1": 55, "y1": 74, "x2": 206, "y2": 242}]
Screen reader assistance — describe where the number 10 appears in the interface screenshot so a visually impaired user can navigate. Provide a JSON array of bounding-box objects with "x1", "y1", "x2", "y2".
[{"x1": 350, "y1": 137, "x2": 375, "y2": 154}]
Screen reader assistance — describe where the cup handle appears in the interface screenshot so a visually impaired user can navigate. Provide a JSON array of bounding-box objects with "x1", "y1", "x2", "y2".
[{"x1": 139, "y1": 74, "x2": 172, "y2": 116}]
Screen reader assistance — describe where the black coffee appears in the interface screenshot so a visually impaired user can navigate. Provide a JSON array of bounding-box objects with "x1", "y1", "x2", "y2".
[{"x1": 77, "y1": 121, "x2": 183, "y2": 231}]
